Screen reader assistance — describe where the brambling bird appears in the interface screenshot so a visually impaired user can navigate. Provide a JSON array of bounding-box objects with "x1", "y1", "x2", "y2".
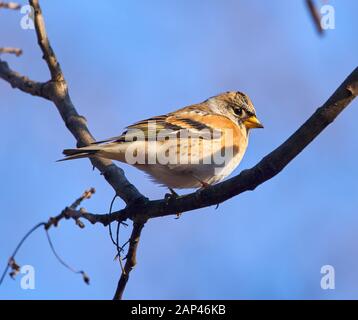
[{"x1": 61, "y1": 92, "x2": 263, "y2": 189}]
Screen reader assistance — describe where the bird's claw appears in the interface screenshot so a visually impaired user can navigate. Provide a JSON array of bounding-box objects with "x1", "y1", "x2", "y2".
[
  {"x1": 200, "y1": 181, "x2": 211, "y2": 189},
  {"x1": 164, "y1": 188, "x2": 182, "y2": 218}
]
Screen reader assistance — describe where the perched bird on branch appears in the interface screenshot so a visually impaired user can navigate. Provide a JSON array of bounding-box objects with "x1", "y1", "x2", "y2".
[{"x1": 61, "y1": 92, "x2": 263, "y2": 189}]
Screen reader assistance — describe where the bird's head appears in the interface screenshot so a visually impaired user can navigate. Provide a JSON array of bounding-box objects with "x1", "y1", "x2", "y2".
[{"x1": 210, "y1": 91, "x2": 264, "y2": 130}]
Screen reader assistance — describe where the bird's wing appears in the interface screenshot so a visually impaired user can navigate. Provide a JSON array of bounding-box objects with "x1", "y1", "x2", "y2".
[{"x1": 92, "y1": 104, "x2": 236, "y2": 144}]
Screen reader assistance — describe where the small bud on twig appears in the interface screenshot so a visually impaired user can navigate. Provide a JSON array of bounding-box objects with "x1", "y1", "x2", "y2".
[
  {"x1": 81, "y1": 271, "x2": 90, "y2": 285},
  {"x1": 8, "y1": 258, "x2": 20, "y2": 279},
  {"x1": 75, "y1": 219, "x2": 85, "y2": 229}
]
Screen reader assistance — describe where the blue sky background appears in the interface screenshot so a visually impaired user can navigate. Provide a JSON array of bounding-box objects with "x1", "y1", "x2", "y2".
[{"x1": 0, "y1": 0, "x2": 357, "y2": 299}]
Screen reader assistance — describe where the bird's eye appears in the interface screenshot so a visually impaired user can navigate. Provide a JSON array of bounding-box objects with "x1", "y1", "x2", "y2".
[{"x1": 234, "y1": 107, "x2": 243, "y2": 117}]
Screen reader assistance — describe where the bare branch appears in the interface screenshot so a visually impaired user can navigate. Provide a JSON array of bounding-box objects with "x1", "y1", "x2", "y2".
[
  {"x1": 45, "y1": 206, "x2": 131, "y2": 229},
  {"x1": 0, "y1": 60, "x2": 50, "y2": 99},
  {"x1": 305, "y1": 0, "x2": 324, "y2": 35},
  {"x1": 29, "y1": 0, "x2": 63, "y2": 81},
  {"x1": 0, "y1": 47, "x2": 22, "y2": 56},
  {"x1": 45, "y1": 230, "x2": 90, "y2": 285},
  {"x1": 45, "y1": 188, "x2": 96, "y2": 229},
  {"x1": 69, "y1": 187, "x2": 96, "y2": 209},
  {"x1": 0, "y1": 2, "x2": 20, "y2": 10},
  {"x1": 113, "y1": 222, "x2": 145, "y2": 300}
]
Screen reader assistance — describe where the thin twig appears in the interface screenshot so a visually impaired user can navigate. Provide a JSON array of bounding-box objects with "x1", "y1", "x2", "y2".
[
  {"x1": 0, "y1": 223, "x2": 44, "y2": 285},
  {"x1": 45, "y1": 188, "x2": 96, "y2": 229},
  {"x1": 108, "y1": 195, "x2": 118, "y2": 247},
  {"x1": 113, "y1": 222, "x2": 145, "y2": 300},
  {"x1": 0, "y1": 2, "x2": 20, "y2": 10},
  {"x1": 45, "y1": 230, "x2": 89, "y2": 284},
  {"x1": 305, "y1": 0, "x2": 324, "y2": 35},
  {"x1": 0, "y1": 60, "x2": 50, "y2": 99},
  {"x1": 70, "y1": 187, "x2": 95, "y2": 209},
  {"x1": 115, "y1": 222, "x2": 125, "y2": 274},
  {"x1": 0, "y1": 48, "x2": 23, "y2": 56},
  {"x1": 29, "y1": 0, "x2": 63, "y2": 81},
  {"x1": 107, "y1": 195, "x2": 125, "y2": 274}
]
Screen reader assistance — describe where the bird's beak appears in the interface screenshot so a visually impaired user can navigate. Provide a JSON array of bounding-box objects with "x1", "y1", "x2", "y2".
[{"x1": 243, "y1": 115, "x2": 264, "y2": 129}]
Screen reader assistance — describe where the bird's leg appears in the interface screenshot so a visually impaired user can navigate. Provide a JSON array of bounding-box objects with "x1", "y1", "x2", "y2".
[
  {"x1": 164, "y1": 187, "x2": 178, "y2": 200},
  {"x1": 164, "y1": 188, "x2": 182, "y2": 218},
  {"x1": 199, "y1": 181, "x2": 210, "y2": 189},
  {"x1": 193, "y1": 176, "x2": 221, "y2": 209},
  {"x1": 192, "y1": 175, "x2": 211, "y2": 189},
  {"x1": 169, "y1": 187, "x2": 179, "y2": 197}
]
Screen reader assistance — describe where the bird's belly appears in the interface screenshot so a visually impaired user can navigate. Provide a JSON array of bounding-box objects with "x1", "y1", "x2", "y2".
[{"x1": 135, "y1": 146, "x2": 245, "y2": 189}]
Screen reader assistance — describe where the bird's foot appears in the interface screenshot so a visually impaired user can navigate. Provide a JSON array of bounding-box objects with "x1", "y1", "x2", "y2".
[
  {"x1": 194, "y1": 180, "x2": 220, "y2": 209},
  {"x1": 192, "y1": 174, "x2": 211, "y2": 190},
  {"x1": 200, "y1": 181, "x2": 211, "y2": 189},
  {"x1": 164, "y1": 188, "x2": 178, "y2": 201}
]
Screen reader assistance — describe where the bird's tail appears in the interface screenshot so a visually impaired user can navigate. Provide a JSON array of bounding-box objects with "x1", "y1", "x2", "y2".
[
  {"x1": 58, "y1": 140, "x2": 128, "y2": 162},
  {"x1": 58, "y1": 146, "x2": 103, "y2": 162}
]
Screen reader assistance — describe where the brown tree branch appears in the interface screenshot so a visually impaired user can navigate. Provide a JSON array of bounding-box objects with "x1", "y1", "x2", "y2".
[
  {"x1": 29, "y1": 0, "x2": 63, "y2": 81},
  {"x1": 45, "y1": 205, "x2": 131, "y2": 228},
  {"x1": 0, "y1": 60, "x2": 50, "y2": 99},
  {"x1": 305, "y1": 0, "x2": 324, "y2": 35},
  {"x1": 0, "y1": 47, "x2": 22, "y2": 56},
  {"x1": 113, "y1": 222, "x2": 145, "y2": 300},
  {"x1": 0, "y1": 2, "x2": 20, "y2": 10},
  {"x1": 45, "y1": 188, "x2": 96, "y2": 229}
]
